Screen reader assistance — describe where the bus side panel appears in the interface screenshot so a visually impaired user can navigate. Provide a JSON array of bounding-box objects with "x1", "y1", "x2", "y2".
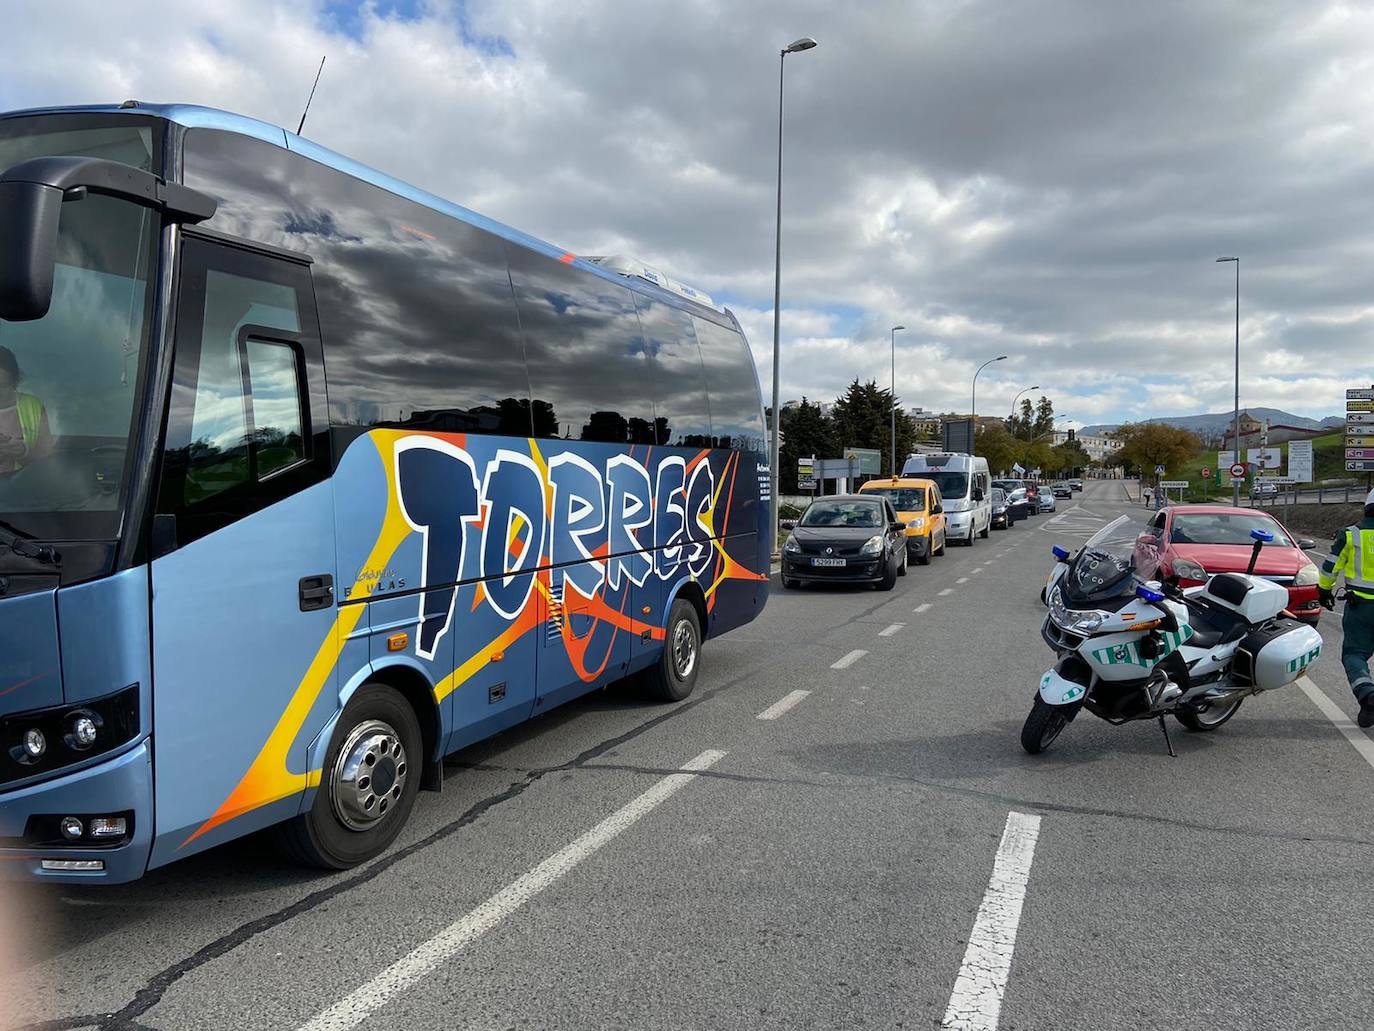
[{"x1": 331, "y1": 432, "x2": 766, "y2": 754}]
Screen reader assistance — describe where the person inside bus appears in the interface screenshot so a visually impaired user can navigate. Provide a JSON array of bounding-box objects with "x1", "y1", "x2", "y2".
[{"x1": 0, "y1": 345, "x2": 52, "y2": 474}]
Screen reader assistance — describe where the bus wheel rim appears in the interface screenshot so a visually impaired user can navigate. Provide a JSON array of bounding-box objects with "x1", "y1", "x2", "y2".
[
  {"x1": 672, "y1": 619, "x2": 697, "y2": 680},
  {"x1": 332, "y1": 719, "x2": 407, "y2": 831}
]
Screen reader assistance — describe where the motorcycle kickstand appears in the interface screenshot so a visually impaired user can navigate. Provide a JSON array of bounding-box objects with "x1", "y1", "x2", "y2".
[{"x1": 1156, "y1": 715, "x2": 1177, "y2": 758}]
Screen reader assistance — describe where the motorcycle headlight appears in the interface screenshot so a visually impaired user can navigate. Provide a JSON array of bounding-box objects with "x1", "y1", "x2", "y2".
[
  {"x1": 783, "y1": 535, "x2": 801, "y2": 554},
  {"x1": 1172, "y1": 557, "x2": 1207, "y2": 582},
  {"x1": 1068, "y1": 611, "x2": 1105, "y2": 633},
  {"x1": 1293, "y1": 562, "x2": 1319, "y2": 586},
  {"x1": 860, "y1": 534, "x2": 884, "y2": 556}
]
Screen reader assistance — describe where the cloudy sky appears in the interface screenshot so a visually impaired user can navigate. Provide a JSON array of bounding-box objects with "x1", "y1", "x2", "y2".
[{"x1": 5, "y1": 0, "x2": 1372, "y2": 428}]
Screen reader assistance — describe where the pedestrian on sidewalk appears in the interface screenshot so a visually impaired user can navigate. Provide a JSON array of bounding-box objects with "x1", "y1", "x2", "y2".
[{"x1": 1319, "y1": 488, "x2": 1374, "y2": 726}]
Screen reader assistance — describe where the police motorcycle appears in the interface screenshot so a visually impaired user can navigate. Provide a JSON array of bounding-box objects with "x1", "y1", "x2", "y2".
[{"x1": 1024, "y1": 514, "x2": 1324, "y2": 755}]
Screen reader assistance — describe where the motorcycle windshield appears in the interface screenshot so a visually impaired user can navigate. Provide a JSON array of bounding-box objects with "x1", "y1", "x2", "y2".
[{"x1": 1061, "y1": 514, "x2": 1164, "y2": 604}]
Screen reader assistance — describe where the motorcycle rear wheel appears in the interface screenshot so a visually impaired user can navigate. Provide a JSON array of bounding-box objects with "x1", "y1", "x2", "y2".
[
  {"x1": 1021, "y1": 697, "x2": 1071, "y2": 754},
  {"x1": 1174, "y1": 697, "x2": 1244, "y2": 732}
]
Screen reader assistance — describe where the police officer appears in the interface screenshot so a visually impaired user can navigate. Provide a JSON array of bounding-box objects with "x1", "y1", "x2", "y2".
[{"x1": 1319, "y1": 488, "x2": 1374, "y2": 726}]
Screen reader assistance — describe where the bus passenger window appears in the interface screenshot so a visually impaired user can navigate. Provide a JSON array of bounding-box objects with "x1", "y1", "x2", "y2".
[{"x1": 245, "y1": 340, "x2": 305, "y2": 478}]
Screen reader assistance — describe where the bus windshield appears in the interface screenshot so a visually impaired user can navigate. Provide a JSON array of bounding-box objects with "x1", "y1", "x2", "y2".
[{"x1": 0, "y1": 121, "x2": 159, "y2": 543}]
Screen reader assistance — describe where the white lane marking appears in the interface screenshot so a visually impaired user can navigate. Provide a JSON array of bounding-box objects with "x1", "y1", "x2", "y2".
[
  {"x1": 957, "y1": 577, "x2": 969, "y2": 584},
  {"x1": 914, "y1": 602, "x2": 932, "y2": 614},
  {"x1": 757, "y1": 690, "x2": 811, "y2": 721},
  {"x1": 938, "y1": 588, "x2": 953, "y2": 597},
  {"x1": 298, "y1": 749, "x2": 727, "y2": 1031},
  {"x1": 1298, "y1": 676, "x2": 1374, "y2": 770},
  {"x1": 878, "y1": 623, "x2": 905, "y2": 637},
  {"x1": 970, "y1": 567, "x2": 984, "y2": 575},
  {"x1": 940, "y1": 811, "x2": 1042, "y2": 1031},
  {"x1": 831, "y1": 649, "x2": 867, "y2": 669}
]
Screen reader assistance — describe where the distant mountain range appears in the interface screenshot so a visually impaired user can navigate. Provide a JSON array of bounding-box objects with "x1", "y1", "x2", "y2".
[{"x1": 1079, "y1": 408, "x2": 1343, "y2": 437}]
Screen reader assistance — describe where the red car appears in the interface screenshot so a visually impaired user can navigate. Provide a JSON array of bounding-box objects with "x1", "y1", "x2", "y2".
[{"x1": 1140, "y1": 504, "x2": 1322, "y2": 624}]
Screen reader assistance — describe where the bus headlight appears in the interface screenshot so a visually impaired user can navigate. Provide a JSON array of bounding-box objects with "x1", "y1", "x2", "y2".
[{"x1": 3, "y1": 686, "x2": 139, "y2": 786}]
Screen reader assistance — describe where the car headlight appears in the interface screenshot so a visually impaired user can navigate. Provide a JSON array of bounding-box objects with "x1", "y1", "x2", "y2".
[
  {"x1": 783, "y1": 536, "x2": 801, "y2": 554},
  {"x1": 1172, "y1": 557, "x2": 1207, "y2": 582},
  {"x1": 907, "y1": 517, "x2": 925, "y2": 531},
  {"x1": 1293, "y1": 562, "x2": 1319, "y2": 586},
  {"x1": 860, "y1": 534, "x2": 884, "y2": 556}
]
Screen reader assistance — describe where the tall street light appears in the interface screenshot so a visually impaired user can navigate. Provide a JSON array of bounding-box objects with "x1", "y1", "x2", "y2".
[
  {"x1": 1009, "y1": 384, "x2": 1040, "y2": 439},
  {"x1": 1217, "y1": 256, "x2": 1240, "y2": 508},
  {"x1": 890, "y1": 324, "x2": 906, "y2": 475},
  {"x1": 970, "y1": 355, "x2": 1008, "y2": 446},
  {"x1": 768, "y1": 35, "x2": 818, "y2": 554}
]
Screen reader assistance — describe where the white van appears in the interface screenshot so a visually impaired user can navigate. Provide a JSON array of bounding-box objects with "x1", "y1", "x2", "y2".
[{"x1": 901, "y1": 453, "x2": 992, "y2": 546}]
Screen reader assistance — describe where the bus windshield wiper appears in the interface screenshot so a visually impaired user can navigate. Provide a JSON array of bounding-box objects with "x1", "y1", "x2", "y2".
[{"x1": 0, "y1": 518, "x2": 60, "y2": 566}]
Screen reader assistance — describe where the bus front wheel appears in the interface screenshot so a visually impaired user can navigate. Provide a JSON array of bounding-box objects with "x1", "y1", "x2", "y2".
[{"x1": 277, "y1": 684, "x2": 423, "y2": 870}]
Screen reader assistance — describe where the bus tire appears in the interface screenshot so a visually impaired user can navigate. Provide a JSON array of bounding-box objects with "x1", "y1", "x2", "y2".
[
  {"x1": 277, "y1": 684, "x2": 423, "y2": 870},
  {"x1": 645, "y1": 598, "x2": 701, "y2": 703}
]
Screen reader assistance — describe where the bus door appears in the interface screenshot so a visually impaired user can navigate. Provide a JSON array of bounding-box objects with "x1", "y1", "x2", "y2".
[{"x1": 147, "y1": 234, "x2": 335, "y2": 866}]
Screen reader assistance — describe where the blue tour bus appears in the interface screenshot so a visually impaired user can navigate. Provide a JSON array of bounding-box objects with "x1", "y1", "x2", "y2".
[{"x1": 0, "y1": 103, "x2": 770, "y2": 882}]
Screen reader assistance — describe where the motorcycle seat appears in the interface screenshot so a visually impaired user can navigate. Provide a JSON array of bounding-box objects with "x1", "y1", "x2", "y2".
[{"x1": 1185, "y1": 598, "x2": 1251, "y2": 651}]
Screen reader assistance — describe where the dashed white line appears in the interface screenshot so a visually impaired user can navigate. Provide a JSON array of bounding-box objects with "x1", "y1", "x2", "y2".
[
  {"x1": 940, "y1": 811, "x2": 1042, "y2": 1031},
  {"x1": 757, "y1": 690, "x2": 811, "y2": 721},
  {"x1": 831, "y1": 649, "x2": 867, "y2": 669},
  {"x1": 878, "y1": 623, "x2": 905, "y2": 637},
  {"x1": 938, "y1": 588, "x2": 953, "y2": 597},
  {"x1": 1298, "y1": 676, "x2": 1374, "y2": 771},
  {"x1": 957, "y1": 577, "x2": 969, "y2": 584},
  {"x1": 970, "y1": 567, "x2": 984, "y2": 575},
  {"x1": 913, "y1": 602, "x2": 933, "y2": 614},
  {"x1": 298, "y1": 748, "x2": 727, "y2": 1031}
]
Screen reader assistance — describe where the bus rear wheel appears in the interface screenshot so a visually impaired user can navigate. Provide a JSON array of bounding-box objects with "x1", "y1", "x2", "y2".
[
  {"x1": 644, "y1": 598, "x2": 702, "y2": 702},
  {"x1": 277, "y1": 684, "x2": 423, "y2": 870}
]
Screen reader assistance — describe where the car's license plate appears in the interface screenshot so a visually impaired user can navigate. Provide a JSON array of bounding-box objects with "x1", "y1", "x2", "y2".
[{"x1": 812, "y1": 557, "x2": 846, "y2": 567}]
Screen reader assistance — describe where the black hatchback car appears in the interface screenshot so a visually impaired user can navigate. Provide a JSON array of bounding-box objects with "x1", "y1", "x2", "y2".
[{"x1": 781, "y1": 495, "x2": 907, "y2": 590}]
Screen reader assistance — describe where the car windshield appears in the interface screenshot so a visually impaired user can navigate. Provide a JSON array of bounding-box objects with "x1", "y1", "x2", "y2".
[
  {"x1": 922, "y1": 470, "x2": 968, "y2": 498},
  {"x1": 993, "y1": 479, "x2": 1023, "y2": 491},
  {"x1": 1170, "y1": 513, "x2": 1292, "y2": 547},
  {"x1": 862, "y1": 486, "x2": 925, "y2": 510},
  {"x1": 800, "y1": 500, "x2": 884, "y2": 528},
  {"x1": 0, "y1": 120, "x2": 159, "y2": 543}
]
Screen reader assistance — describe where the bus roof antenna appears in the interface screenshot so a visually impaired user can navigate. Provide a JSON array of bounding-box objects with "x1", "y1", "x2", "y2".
[{"x1": 295, "y1": 55, "x2": 327, "y2": 136}]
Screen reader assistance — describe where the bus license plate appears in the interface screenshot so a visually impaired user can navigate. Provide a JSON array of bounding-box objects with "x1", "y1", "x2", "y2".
[{"x1": 812, "y1": 557, "x2": 846, "y2": 567}]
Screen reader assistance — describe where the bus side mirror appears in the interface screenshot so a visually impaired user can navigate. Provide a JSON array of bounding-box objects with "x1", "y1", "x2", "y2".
[{"x1": 0, "y1": 179, "x2": 64, "y2": 321}]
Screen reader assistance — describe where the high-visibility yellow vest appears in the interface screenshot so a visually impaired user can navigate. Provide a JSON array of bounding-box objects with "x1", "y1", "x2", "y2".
[
  {"x1": 16, "y1": 393, "x2": 41, "y2": 449},
  {"x1": 1320, "y1": 521, "x2": 1374, "y2": 600}
]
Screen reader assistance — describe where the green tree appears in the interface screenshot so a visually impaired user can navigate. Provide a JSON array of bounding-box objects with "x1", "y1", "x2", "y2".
[
  {"x1": 830, "y1": 379, "x2": 916, "y2": 477},
  {"x1": 1114, "y1": 422, "x2": 1202, "y2": 479},
  {"x1": 975, "y1": 423, "x2": 1021, "y2": 475},
  {"x1": 778, "y1": 398, "x2": 835, "y2": 493}
]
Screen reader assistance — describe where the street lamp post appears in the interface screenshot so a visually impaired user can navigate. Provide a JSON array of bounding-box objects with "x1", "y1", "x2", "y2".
[
  {"x1": 890, "y1": 324, "x2": 906, "y2": 475},
  {"x1": 768, "y1": 35, "x2": 818, "y2": 555},
  {"x1": 970, "y1": 355, "x2": 1008, "y2": 448},
  {"x1": 1217, "y1": 256, "x2": 1239, "y2": 508},
  {"x1": 1009, "y1": 384, "x2": 1040, "y2": 440}
]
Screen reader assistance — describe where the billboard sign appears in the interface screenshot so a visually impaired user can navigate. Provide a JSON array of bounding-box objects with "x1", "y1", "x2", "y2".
[
  {"x1": 1288, "y1": 439, "x2": 1313, "y2": 482},
  {"x1": 942, "y1": 419, "x2": 975, "y2": 455}
]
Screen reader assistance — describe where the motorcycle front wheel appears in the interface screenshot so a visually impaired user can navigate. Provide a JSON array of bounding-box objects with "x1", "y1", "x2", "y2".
[
  {"x1": 1174, "y1": 697, "x2": 1244, "y2": 732},
  {"x1": 1021, "y1": 697, "x2": 1073, "y2": 754}
]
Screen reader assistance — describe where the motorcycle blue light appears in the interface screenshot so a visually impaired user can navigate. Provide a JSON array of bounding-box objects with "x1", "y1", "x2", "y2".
[
  {"x1": 1135, "y1": 585, "x2": 1165, "y2": 603},
  {"x1": 1250, "y1": 528, "x2": 1274, "y2": 542},
  {"x1": 1052, "y1": 546, "x2": 1070, "y2": 562}
]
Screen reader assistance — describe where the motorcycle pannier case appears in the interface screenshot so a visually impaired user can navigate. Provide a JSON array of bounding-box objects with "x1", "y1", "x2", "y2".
[{"x1": 1232, "y1": 618, "x2": 1323, "y2": 692}]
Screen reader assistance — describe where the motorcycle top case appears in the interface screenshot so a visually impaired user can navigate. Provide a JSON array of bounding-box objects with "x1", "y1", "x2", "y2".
[{"x1": 1233, "y1": 618, "x2": 1323, "y2": 691}]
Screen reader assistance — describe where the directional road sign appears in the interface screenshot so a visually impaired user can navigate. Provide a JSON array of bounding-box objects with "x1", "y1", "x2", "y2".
[
  {"x1": 1348, "y1": 449, "x2": 1374, "y2": 460},
  {"x1": 1348, "y1": 388, "x2": 1374, "y2": 400},
  {"x1": 1347, "y1": 460, "x2": 1374, "y2": 472},
  {"x1": 1348, "y1": 435, "x2": 1374, "y2": 448},
  {"x1": 1159, "y1": 480, "x2": 1189, "y2": 488},
  {"x1": 1262, "y1": 476, "x2": 1298, "y2": 484},
  {"x1": 1348, "y1": 400, "x2": 1374, "y2": 413},
  {"x1": 1349, "y1": 412, "x2": 1374, "y2": 425}
]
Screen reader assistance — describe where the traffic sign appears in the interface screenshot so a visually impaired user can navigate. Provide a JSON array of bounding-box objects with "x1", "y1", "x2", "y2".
[
  {"x1": 1201, "y1": 467, "x2": 1212, "y2": 478},
  {"x1": 1348, "y1": 388, "x2": 1374, "y2": 400},
  {"x1": 1349, "y1": 449, "x2": 1373, "y2": 460},
  {"x1": 1154, "y1": 464, "x2": 1166, "y2": 475},
  {"x1": 1348, "y1": 400, "x2": 1374, "y2": 413},
  {"x1": 1229, "y1": 462, "x2": 1246, "y2": 478},
  {"x1": 1262, "y1": 476, "x2": 1298, "y2": 484},
  {"x1": 1159, "y1": 480, "x2": 1189, "y2": 488},
  {"x1": 1349, "y1": 412, "x2": 1374, "y2": 424},
  {"x1": 1348, "y1": 435, "x2": 1374, "y2": 448},
  {"x1": 1347, "y1": 460, "x2": 1374, "y2": 472}
]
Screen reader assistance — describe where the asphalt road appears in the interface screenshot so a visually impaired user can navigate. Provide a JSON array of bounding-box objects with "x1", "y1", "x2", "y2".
[{"x1": 7, "y1": 480, "x2": 1374, "y2": 1031}]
